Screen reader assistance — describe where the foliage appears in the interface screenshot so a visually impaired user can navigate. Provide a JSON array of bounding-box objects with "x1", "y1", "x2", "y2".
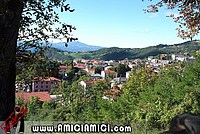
[
  {"x1": 121, "y1": 58, "x2": 200, "y2": 129},
  {"x1": 16, "y1": 58, "x2": 60, "y2": 83},
  {"x1": 93, "y1": 66, "x2": 102, "y2": 74},
  {"x1": 8, "y1": 0, "x2": 78, "y2": 78},
  {"x1": 62, "y1": 60, "x2": 73, "y2": 66},
  {"x1": 109, "y1": 64, "x2": 131, "y2": 77}
]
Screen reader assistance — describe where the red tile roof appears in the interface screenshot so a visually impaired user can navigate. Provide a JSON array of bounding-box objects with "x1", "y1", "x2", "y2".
[
  {"x1": 104, "y1": 88, "x2": 121, "y2": 101},
  {"x1": 110, "y1": 89, "x2": 120, "y2": 93},
  {"x1": 93, "y1": 61, "x2": 99, "y2": 65},
  {"x1": 59, "y1": 65, "x2": 68, "y2": 69},
  {"x1": 16, "y1": 92, "x2": 52, "y2": 102},
  {"x1": 33, "y1": 77, "x2": 61, "y2": 82},
  {"x1": 85, "y1": 80, "x2": 95, "y2": 84},
  {"x1": 74, "y1": 63, "x2": 85, "y2": 69},
  {"x1": 104, "y1": 70, "x2": 117, "y2": 74}
]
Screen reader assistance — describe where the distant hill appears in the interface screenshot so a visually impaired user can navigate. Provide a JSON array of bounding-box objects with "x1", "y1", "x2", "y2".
[
  {"x1": 50, "y1": 41, "x2": 104, "y2": 52},
  {"x1": 46, "y1": 40, "x2": 200, "y2": 61}
]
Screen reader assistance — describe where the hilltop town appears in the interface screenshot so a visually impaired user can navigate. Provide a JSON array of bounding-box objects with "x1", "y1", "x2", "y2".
[{"x1": 16, "y1": 52, "x2": 195, "y2": 102}]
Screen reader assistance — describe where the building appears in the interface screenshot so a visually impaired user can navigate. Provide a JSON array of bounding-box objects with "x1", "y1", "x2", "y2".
[
  {"x1": 160, "y1": 54, "x2": 168, "y2": 60},
  {"x1": 32, "y1": 77, "x2": 61, "y2": 92},
  {"x1": 91, "y1": 74, "x2": 103, "y2": 79},
  {"x1": 101, "y1": 70, "x2": 118, "y2": 79},
  {"x1": 104, "y1": 66, "x2": 113, "y2": 70},
  {"x1": 16, "y1": 92, "x2": 52, "y2": 102},
  {"x1": 50, "y1": 94, "x2": 63, "y2": 101},
  {"x1": 148, "y1": 56, "x2": 154, "y2": 61},
  {"x1": 79, "y1": 80, "x2": 95, "y2": 89},
  {"x1": 110, "y1": 77, "x2": 127, "y2": 88},
  {"x1": 74, "y1": 63, "x2": 85, "y2": 69},
  {"x1": 85, "y1": 67, "x2": 95, "y2": 75},
  {"x1": 103, "y1": 87, "x2": 120, "y2": 101},
  {"x1": 59, "y1": 65, "x2": 68, "y2": 77},
  {"x1": 126, "y1": 71, "x2": 132, "y2": 79}
]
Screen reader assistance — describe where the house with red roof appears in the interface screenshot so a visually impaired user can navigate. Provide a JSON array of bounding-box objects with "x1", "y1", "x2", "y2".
[
  {"x1": 85, "y1": 67, "x2": 95, "y2": 75},
  {"x1": 79, "y1": 78, "x2": 105, "y2": 89},
  {"x1": 32, "y1": 77, "x2": 61, "y2": 92},
  {"x1": 103, "y1": 86, "x2": 120, "y2": 101},
  {"x1": 74, "y1": 63, "x2": 85, "y2": 69},
  {"x1": 59, "y1": 65, "x2": 69, "y2": 77},
  {"x1": 16, "y1": 92, "x2": 52, "y2": 102},
  {"x1": 79, "y1": 80, "x2": 95, "y2": 89},
  {"x1": 101, "y1": 70, "x2": 118, "y2": 79}
]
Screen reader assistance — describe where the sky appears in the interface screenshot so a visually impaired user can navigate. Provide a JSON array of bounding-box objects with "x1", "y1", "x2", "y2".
[{"x1": 57, "y1": 0, "x2": 200, "y2": 48}]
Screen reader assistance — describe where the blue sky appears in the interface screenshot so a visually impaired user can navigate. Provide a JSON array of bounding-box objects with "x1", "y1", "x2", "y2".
[{"x1": 58, "y1": 0, "x2": 200, "y2": 48}]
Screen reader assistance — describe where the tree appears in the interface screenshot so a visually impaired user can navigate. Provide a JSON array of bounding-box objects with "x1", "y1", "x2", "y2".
[
  {"x1": 116, "y1": 64, "x2": 131, "y2": 77},
  {"x1": 93, "y1": 66, "x2": 102, "y2": 74},
  {"x1": 0, "y1": 0, "x2": 77, "y2": 121},
  {"x1": 145, "y1": 0, "x2": 200, "y2": 40},
  {"x1": 63, "y1": 60, "x2": 73, "y2": 67},
  {"x1": 29, "y1": 59, "x2": 59, "y2": 77}
]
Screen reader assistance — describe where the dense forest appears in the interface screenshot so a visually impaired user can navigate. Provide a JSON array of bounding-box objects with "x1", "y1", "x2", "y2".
[
  {"x1": 17, "y1": 50, "x2": 200, "y2": 133},
  {"x1": 45, "y1": 40, "x2": 200, "y2": 61}
]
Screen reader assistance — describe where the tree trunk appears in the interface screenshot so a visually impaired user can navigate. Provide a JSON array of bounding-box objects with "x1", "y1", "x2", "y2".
[
  {"x1": 0, "y1": 37, "x2": 16, "y2": 121},
  {"x1": 0, "y1": 0, "x2": 23, "y2": 122}
]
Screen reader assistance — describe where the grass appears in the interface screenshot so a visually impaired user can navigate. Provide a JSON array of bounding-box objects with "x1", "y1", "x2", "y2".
[{"x1": 69, "y1": 52, "x2": 93, "y2": 58}]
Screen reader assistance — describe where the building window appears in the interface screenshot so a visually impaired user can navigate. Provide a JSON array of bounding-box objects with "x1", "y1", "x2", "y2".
[
  {"x1": 46, "y1": 82, "x2": 48, "y2": 84},
  {"x1": 41, "y1": 86, "x2": 43, "y2": 88},
  {"x1": 41, "y1": 82, "x2": 43, "y2": 84},
  {"x1": 35, "y1": 86, "x2": 38, "y2": 88},
  {"x1": 46, "y1": 86, "x2": 48, "y2": 88},
  {"x1": 36, "y1": 82, "x2": 38, "y2": 84}
]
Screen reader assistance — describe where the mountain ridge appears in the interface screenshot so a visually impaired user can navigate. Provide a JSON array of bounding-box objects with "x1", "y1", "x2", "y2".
[
  {"x1": 51, "y1": 41, "x2": 104, "y2": 52},
  {"x1": 46, "y1": 40, "x2": 200, "y2": 61}
]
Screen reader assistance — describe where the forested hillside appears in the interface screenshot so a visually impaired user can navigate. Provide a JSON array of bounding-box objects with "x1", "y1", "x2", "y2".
[{"x1": 46, "y1": 40, "x2": 200, "y2": 60}]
